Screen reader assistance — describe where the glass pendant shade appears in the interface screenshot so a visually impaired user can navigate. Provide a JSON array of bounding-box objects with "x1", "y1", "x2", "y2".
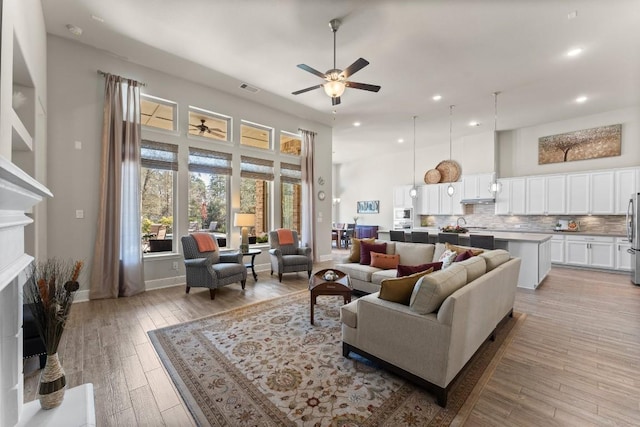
[
  {"x1": 323, "y1": 80, "x2": 346, "y2": 97},
  {"x1": 447, "y1": 183, "x2": 455, "y2": 196},
  {"x1": 409, "y1": 187, "x2": 418, "y2": 198}
]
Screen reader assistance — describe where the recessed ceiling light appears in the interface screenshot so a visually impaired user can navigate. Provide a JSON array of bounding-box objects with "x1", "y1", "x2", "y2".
[
  {"x1": 353, "y1": 122, "x2": 361, "y2": 127},
  {"x1": 567, "y1": 10, "x2": 578, "y2": 20},
  {"x1": 469, "y1": 121, "x2": 481, "y2": 127},
  {"x1": 65, "y1": 24, "x2": 83, "y2": 36},
  {"x1": 567, "y1": 47, "x2": 583, "y2": 57},
  {"x1": 397, "y1": 138, "x2": 404, "y2": 143},
  {"x1": 575, "y1": 95, "x2": 588, "y2": 103},
  {"x1": 91, "y1": 15, "x2": 105, "y2": 23},
  {"x1": 432, "y1": 94, "x2": 442, "y2": 101}
]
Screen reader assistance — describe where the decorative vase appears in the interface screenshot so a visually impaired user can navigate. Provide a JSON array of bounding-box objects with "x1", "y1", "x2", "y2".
[{"x1": 38, "y1": 353, "x2": 66, "y2": 409}]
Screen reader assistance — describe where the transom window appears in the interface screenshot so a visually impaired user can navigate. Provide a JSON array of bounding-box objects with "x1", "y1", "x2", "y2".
[
  {"x1": 280, "y1": 131, "x2": 302, "y2": 156},
  {"x1": 188, "y1": 107, "x2": 231, "y2": 142},
  {"x1": 141, "y1": 94, "x2": 177, "y2": 131},
  {"x1": 241, "y1": 120, "x2": 272, "y2": 150}
]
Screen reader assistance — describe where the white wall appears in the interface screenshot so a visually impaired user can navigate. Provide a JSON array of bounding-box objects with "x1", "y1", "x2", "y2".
[
  {"x1": 47, "y1": 35, "x2": 333, "y2": 292},
  {"x1": 499, "y1": 106, "x2": 640, "y2": 177},
  {"x1": 334, "y1": 130, "x2": 494, "y2": 227}
]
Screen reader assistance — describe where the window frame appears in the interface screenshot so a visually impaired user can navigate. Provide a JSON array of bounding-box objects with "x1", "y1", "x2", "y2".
[
  {"x1": 279, "y1": 131, "x2": 302, "y2": 157},
  {"x1": 140, "y1": 93, "x2": 179, "y2": 134},
  {"x1": 240, "y1": 120, "x2": 274, "y2": 151},
  {"x1": 188, "y1": 106, "x2": 232, "y2": 143}
]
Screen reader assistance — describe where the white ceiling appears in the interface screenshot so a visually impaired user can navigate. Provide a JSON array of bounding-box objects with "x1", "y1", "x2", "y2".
[{"x1": 43, "y1": 0, "x2": 640, "y2": 164}]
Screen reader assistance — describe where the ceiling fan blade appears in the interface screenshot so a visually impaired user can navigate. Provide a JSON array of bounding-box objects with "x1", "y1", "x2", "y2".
[
  {"x1": 189, "y1": 123, "x2": 200, "y2": 128},
  {"x1": 292, "y1": 84, "x2": 323, "y2": 95},
  {"x1": 297, "y1": 64, "x2": 327, "y2": 79},
  {"x1": 341, "y1": 58, "x2": 369, "y2": 78},
  {"x1": 331, "y1": 96, "x2": 341, "y2": 106},
  {"x1": 345, "y1": 81, "x2": 381, "y2": 92}
]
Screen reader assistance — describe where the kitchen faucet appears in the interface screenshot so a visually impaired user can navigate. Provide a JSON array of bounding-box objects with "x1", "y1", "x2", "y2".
[{"x1": 457, "y1": 217, "x2": 467, "y2": 227}]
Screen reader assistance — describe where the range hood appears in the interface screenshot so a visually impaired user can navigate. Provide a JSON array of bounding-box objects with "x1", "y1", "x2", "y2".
[{"x1": 460, "y1": 198, "x2": 495, "y2": 205}]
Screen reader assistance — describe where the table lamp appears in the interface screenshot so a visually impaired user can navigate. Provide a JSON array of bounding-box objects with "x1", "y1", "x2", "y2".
[{"x1": 234, "y1": 213, "x2": 255, "y2": 253}]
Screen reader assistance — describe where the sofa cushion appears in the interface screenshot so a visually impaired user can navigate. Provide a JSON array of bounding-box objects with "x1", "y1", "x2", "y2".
[
  {"x1": 410, "y1": 264, "x2": 467, "y2": 314},
  {"x1": 336, "y1": 263, "x2": 380, "y2": 283},
  {"x1": 348, "y1": 238, "x2": 375, "y2": 262},
  {"x1": 397, "y1": 261, "x2": 443, "y2": 277},
  {"x1": 340, "y1": 301, "x2": 358, "y2": 328},
  {"x1": 371, "y1": 269, "x2": 398, "y2": 285},
  {"x1": 445, "y1": 242, "x2": 484, "y2": 256},
  {"x1": 479, "y1": 249, "x2": 510, "y2": 271},
  {"x1": 456, "y1": 255, "x2": 487, "y2": 283},
  {"x1": 360, "y1": 242, "x2": 387, "y2": 265},
  {"x1": 394, "y1": 242, "x2": 435, "y2": 266},
  {"x1": 433, "y1": 243, "x2": 446, "y2": 263},
  {"x1": 379, "y1": 268, "x2": 434, "y2": 305},
  {"x1": 370, "y1": 252, "x2": 400, "y2": 269}
]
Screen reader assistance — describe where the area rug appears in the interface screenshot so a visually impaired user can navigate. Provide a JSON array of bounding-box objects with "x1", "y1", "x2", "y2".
[{"x1": 149, "y1": 292, "x2": 521, "y2": 426}]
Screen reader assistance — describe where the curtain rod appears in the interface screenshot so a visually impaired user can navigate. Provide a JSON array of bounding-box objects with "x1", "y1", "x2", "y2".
[{"x1": 97, "y1": 70, "x2": 147, "y2": 87}]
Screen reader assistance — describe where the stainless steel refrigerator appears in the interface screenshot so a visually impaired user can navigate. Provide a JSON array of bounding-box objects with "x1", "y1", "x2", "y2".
[{"x1": 627, "y1": 193, "x2": 640, "y2": 285}]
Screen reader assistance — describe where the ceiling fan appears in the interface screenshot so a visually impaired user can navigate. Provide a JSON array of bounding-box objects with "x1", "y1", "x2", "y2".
[
  {"x1": 292, "y1": 18, "x2": 381, "y2": 106},
  {"x1": 189, "y1": 119, "x2": 225, "y2": 138}
]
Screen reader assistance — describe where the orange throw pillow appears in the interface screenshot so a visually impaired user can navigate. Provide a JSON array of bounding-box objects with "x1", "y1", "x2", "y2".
[
  {"x1": 370, "y1": 252, "x2": 400, "y2": 269},
  {"x1": 192, "y1": 232, "x2": 217, "y2": 252},
  {"x1": 276, "y1": 229, "x2": 294, "y2": 245}
]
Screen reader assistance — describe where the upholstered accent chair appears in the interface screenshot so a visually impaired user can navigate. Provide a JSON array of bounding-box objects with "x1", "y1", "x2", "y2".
[
  {"x1": 23, "y1": 304, "x2": 47, "y2": 369},
  {"x1": 181, "y1": 234, "x2": 247, "y2": 300},
  {"x1": 269, "y1": 229, "x2": 313, "y2": 282}
]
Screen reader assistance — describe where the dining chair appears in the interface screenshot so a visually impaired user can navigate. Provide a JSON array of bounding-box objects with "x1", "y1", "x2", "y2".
[
  {"x1": 469, "y1": 234, "x2": 495, "y2": 250},
  {"x1": 438, "y1": 233, "x2": 459, "y2": 245},
  {"x1": 390, "y1": 230, "x2": 406, "y2": 242},
  {"x1": 410, "y1": 231, "x2": 429, "y2": 243}
]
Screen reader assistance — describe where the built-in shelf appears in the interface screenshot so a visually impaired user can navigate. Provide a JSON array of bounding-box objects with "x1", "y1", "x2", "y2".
[{"x1": 11, "y1": 108, "x2": 33, "y2": 152}]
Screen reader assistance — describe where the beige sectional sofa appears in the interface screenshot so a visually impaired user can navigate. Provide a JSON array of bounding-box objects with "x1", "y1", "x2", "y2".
[
  {"x1": 336, "y1": 241, "x2": 452, "y2": 293},
  {"x1": 340, "y1": 247, "x2": 521, "y2": 407}
]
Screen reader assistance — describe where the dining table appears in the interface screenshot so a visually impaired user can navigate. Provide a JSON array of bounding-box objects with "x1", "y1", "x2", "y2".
[{"x1": 332, "y1": 227, "x2": 347, "y2": 249}]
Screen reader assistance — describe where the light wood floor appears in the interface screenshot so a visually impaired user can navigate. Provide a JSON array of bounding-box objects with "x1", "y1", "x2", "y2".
[{"x1": 24, "y1": 253, "x2": 640, "y2": 426}]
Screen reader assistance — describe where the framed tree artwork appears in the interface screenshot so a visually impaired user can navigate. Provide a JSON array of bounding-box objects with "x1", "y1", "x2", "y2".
[{"x1": 538, "y1": 124, "x2": 621, "y2": 164}]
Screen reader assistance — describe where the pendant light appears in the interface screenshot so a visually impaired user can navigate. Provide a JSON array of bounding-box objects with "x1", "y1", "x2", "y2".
[
  {"x1": 409, "y1": 115, "x2": 418, "y2": 198},
  {"x1": 489, "y1": 91, "x2": 502, "y2": 195},
  {"x1": 446, "y1": 105, "x2": 455, "y2": 197}
]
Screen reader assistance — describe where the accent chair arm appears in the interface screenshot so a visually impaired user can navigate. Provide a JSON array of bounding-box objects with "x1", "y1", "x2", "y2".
[
  {"x1": 220, "y1": 251, "x2": 243, "y2": 264},
  {"x1": 269, "y1": 248, "x2": 282, "y2": 257},
  {"x1": 184, "y1": 258, "x2": 210, "y2": 268},
  {"x1": 297, "y1": 246, "x2": 311, "y2": 256}
]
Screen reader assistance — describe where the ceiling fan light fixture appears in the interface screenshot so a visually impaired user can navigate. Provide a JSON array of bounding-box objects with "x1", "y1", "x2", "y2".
[{"x1": 323, "y1": 80, "x2": 346, "y2": 98}]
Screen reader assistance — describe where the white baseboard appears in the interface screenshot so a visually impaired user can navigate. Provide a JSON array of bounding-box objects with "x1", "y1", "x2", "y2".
[
  {"x1": 74, "y1": 290, "x2": 90, "y2": 303},
  {"x1": 146, "y1": 275, "x2": 187, "y2": 290}
]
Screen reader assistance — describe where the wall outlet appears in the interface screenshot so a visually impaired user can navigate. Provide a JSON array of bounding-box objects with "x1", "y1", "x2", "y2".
[
  {"x1": 172, "y1": 261, "x2": 179, "y2": 270},
  {"x1": 75, "y1": 209, "x2": 84, "y2": 219}
]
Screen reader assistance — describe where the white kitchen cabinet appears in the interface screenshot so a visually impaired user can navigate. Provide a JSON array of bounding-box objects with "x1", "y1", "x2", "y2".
[
  {"x1": 417, "y1": 185, "x2": 440, "y2": 214},
  {"x1": 462, "y1": 173, "x2": 495, "y2": 201},
  {"x1": 615, "y1": 168, "x2": 637, "y2": 214},
  {"x1": 495, "y1": 178, "x2": 526, "y2": 215},
  {"x1": 393, "y1": 185, "x2": 414, "y2": 207},
  {"x1": 616, "y1": 237, "x2": 632, "y2": 271},
  {"x1": 566, "y1": 171, "x2": 614, "y2": 215},
  {"x1": 550, "y1": 234, "x2": 565, "y2": 264},
  {"x1": 526, "y1": 175, "x2": 565, "y2": 215},
  {"x1": 439, "y1": 182, "x2": 463, "y2": 215},
  {"x1": 565, "y1": 235, "x2": 615, "y2": 269}
]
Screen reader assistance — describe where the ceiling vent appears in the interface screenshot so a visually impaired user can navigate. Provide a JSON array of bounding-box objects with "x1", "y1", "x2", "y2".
[{"x1": 239, "y1": 83, "x2": 260, "y2": 93}]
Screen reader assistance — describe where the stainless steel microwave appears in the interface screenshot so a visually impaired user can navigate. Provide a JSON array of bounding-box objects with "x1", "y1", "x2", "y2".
[{"x1": 394, "y1": 208, "x2": 413, "y2": 220}]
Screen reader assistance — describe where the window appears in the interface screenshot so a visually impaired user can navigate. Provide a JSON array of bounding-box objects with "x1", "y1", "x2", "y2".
[
  {"x1": 240, "y1": 156, "x2": 274, "y2": 236},
  {"x1": 280, "y1": 131, "x2": 302, "y2": 156},
  {"x1": 188, "y1": 148, "x2": 232, "y2": 247},
  {"x1": 280, "y1": 162, "x2": 302, "y2": 232},
  {"x1": 140, "y1": 140, "x2": 178, "y2": 254},
  {"x1": 141, "y1": 94, "x2": 177, "y2": 131},
  {"x1": 240, "y1": 120, "x2": 272, "y2": 150},
  {"x1": 188, "y1": 107, "x2": 231, "y2": 142}
]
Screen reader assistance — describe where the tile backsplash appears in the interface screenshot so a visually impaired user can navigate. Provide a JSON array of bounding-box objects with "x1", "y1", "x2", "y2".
[{"x1": 420, "y1": 203, "x2": 627, "y2": 235}]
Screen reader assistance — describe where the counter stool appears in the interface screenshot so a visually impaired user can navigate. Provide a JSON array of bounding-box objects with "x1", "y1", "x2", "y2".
[
  {"x1": 438, "y1": 233, "x2": 459, "y2": 245},
  {"x1": 390, "y1": 230, "x2": 406, "y2": 242},
  {"x1": 410, "y1": 231, "x2": 429, "y2": 243},
  {"x1": 470, "y1": 234, "x2": 495, "y2": 250}
]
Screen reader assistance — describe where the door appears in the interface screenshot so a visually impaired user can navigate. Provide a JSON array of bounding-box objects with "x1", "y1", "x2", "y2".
[
  {"x1": 615, "y1": 169, "x2": 636, "y2": 214},
  {"x1": 616, "y1": 238, "x2": 632, "y2": 271},
  {"x1": 589, "y1": 241, "x2": 615, "y2": 269},
  {"x1": 495, "y1": 179, "x2": 510, "y2": 215},
  {"x1": 510, "y1": 178, "x2": 526, "y2": 215},
  {"x1": 550, "y1": 236, "x2": 565, "y2": 264},
  {"x1": 565, "y1": 239, "x2": 589, "y2": 266}
]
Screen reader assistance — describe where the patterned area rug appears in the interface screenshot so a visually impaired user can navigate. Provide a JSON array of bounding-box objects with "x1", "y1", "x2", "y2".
[{"x1": 149, "y1": 291, "x2": 521, "y2": 426}]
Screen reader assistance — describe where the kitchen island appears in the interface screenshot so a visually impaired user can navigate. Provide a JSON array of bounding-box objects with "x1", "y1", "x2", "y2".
[{"x1": 378, "y1": 228, "x2": 551, "y2": 289}]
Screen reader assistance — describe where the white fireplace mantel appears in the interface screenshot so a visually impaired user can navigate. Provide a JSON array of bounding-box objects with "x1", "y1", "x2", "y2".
[{"x1": 0, "y1": 155, "x2": 51, "y2": 426}]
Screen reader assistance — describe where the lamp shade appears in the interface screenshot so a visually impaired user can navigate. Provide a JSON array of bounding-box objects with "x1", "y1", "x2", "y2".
[{"x1": 234, "y1": 213, "x2": 255, "y2": 227}]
